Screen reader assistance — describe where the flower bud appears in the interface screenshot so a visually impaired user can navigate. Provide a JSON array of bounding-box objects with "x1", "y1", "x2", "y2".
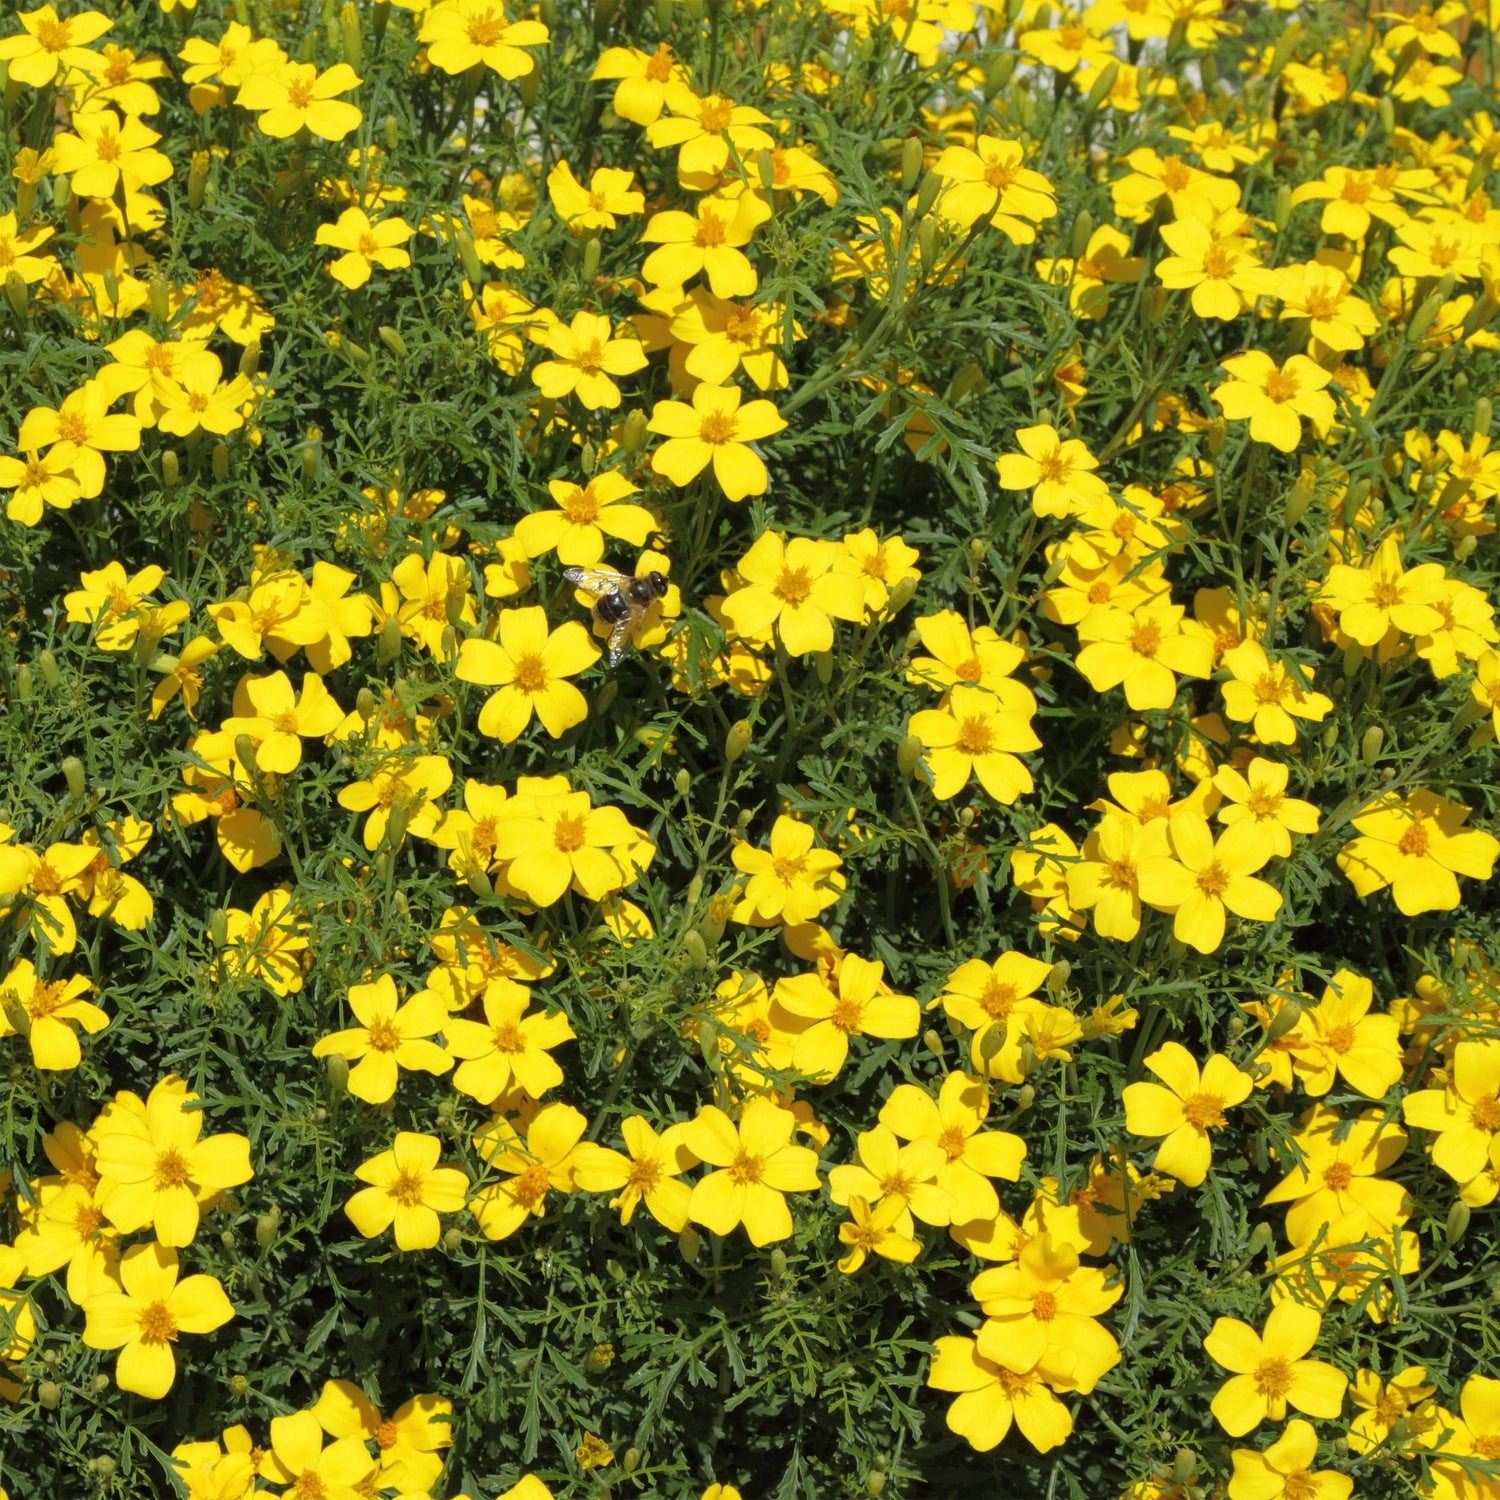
[
  {"x1": 1283, "y1": 471, "x2": 1315, "y2": 524},
  {"x1": 682, "y1": 929, "x2": 708, "y2": 969},
  {"x1": 923, "y1": 1028, "x2": 945, "y2": 1060},
  {"x1": 915, "y1": 170, "x2": 944, "y2": 219},
  {"x1": 4, "y1": 271, "x2": 27, "y2": 319},
  {"x1": 814, "y1": 649, "x2": 833, "y2": 684},
  {"x1": 1341, "y1": 476, "x2": 1370, "y2": 527},
  {"x1": 1263, "y1": 1000, "x2": 1303, "y2": 1042},
  {"x1": 340, "y1": 1, "x2": 362, "y2": 71},
  {"x1": 210, "y1": 908, "x2": 230, "y2": 948},
  {"x1": 1456, "y1": 533, "x2": 1478, "y2": 561},
  {"x1": 1447, "y1": 1199, "x2": 1470, "y2": 1244},
  {"x1": 865, "y1": 1474, "x2": 886, "y2": 1495},
  {"x1": 897, "y1": 734, "x2": 926, "y2": 778},
  {"x1": 984, "y1": 54, "x2": 1014, "y2": 97},
  {"x1": 674, "y1": 767, "x2": 692, "y2": 799},
  {"x1": 301, "y1": 429, "x2": 321, "y2": 482},
  {"x1": 1047, "y1": 959, "x2": 1071, "y2": 993},
  {"x1": 15, "y1": 663, "x2": 32, "y2": 702},
  {"x1": 1206, "y1": 417, "x2": 1227, "y2": 456},
  {"x1": 725, "y1": 720, "x2": 753, "y2": 763},
  {"x1": 37, "y1": 649, "x2": 60, "y2": 689},
  {"x1": 38, "y1": 1381, "x2": 60, "y2": 1410},
  {"x1": 581, "y1": 235, "x2": 602, "y2": 283},
  {"x1": 1361, "y1": 725, "x2": 1384, "y2": 764},
  {"x1": 1014, "y1": 1083, "x2": 1035, "y2": 1112},
  {"x1": 678, "y1": 1225, "x2": 701, "y2": 1264},
  {"x1": 1407, "y1": 287, "x2": 1449, "y2": 345},
  {"x1": 1273, "y1": 183, "x2": 1292, "y2": 232},
  {"x1": 1082, "y1": 62, "x2": 1116, "y2": 112},
  {"x1": 455, "y1": 230, "x2": 484, "y2": 288},
  {"x1": 900, "y1": 135, "x2": 923, "y2": 191},
  {"x1": 623, "y1": 1449, "x2": 640, "y2": 1474},
  {"x1": 61, "y1": 756, "x2": 86, "y2": 800},
  {"x1": 377, "y1": 324, "x2": 408, "y2": 359},
  {"x1": 255, "y1": 1207, "x2": 280, "y2": 1247},
  {"x1": 978, "y1": 1021, "x2": 1007, "y2": 1061},
  {"x1": 443, "y1": 1226, "x2": 464, "y2": 1251},
  {"x1": 1475, "y1": 397, "x2": 1493, "y2": 438},
  {"x1": 220, "y1": 1227, "x2": 236, "y2": 1250},
  {"x1": 918, "y1": 214, "x2": 939, "y2": 274},
  {"x1": 768, "y1": 1246, "x2": 788, "y2": 1276},
  {"x1": 518, "y1": 62, "x2": 540, "y2": 106},
  {"x1": 596, "y1": 678, "x2": 618, "y2": 715},
  {"x1": 378, "y1": 615, "x2": 403, "y2": 664},
  {"x1": 1140, "y1": 285, "x2": 1168, "y2": 325},
  {"x1": 324, "y1": 1053, "x2": 350, "y2": 1092},
  {"x1": 212, "y1": 442, "x2": 230, "y2": 482},
  {"x1": 1266, "y1": 19, "x2": 1302, "y2": 80},
  {"x1": 188, "y1": 149, "x2": 210, "y2": 209},
  {"x1": 1069, "y1": 209, "x2": 1094, "y2": 260},
  {"x1": 162, "y1": 449, "x2": 180, "y2": 489},
  {"x1": 234, "y1": 734, "x2": 259, "y2": 774},
  {"x1": 886, "y1": 574, "x2": 919, "y2": 614}
]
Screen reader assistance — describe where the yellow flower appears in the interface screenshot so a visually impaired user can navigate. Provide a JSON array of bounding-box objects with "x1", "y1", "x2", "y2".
[
  {"x1": 0, "y1": 5, "x2": 112, "y2": 87},
  {"x1": 311, "y1": 975, "x2": 452, "y2": 1104},
  {"x1": 683, "y1": 1098, "x2": 820, "y2": 1246},
  {"x1": 1227, "y1": 1419, "x2": 1352, "y2": 1500},
  {"x1": 1287, "y1": 970, "x2": 1403, "y2": 1100},
  {"x1": 443, "y1": 978, "x2": 574, "y2": 1103},
  {"x1": 1204, "y1": 1302, "x2": 1348, "y2": 1435},
  {"x1": 827, "y1": 1124, "x2": 951, "y2": 1233},
  {"x1": 1156, "y1": 214, "x2": 1276, "y2": 321},
  {"x1": 0, "y1": 958, "x2": 109, "y2": 1070},
  {"x1": 906, "y1": 610, "x2": 1027, "y2": 694},
  {"x1": 571, "y1": 1117, "x2": 701, "y2": 1232},
  {"x1": 836, "y1": 1195, "x2": 920, "y2": 1273},
  {"x1": 18, "y1": 376, "x2": 141, "y2": 500},
  {"x1": 906, "y1": 684, "x2": 1040, "y2": 803},
  {"x1": 468, "y1": 1102, "x2": 586, "y2": 1240},
  {"x1": 345, "y1": 1132, "x2": 470, "y2": 1250},
  {"x1": 1137, "y1": 813, "x2": 1282, "y2": 953},
  {"x1": 0, "y1": 209, "x2": 57, "y2": 285},
  {"x1": 0, "y1": 840, "x2": 96, "y2": 954},
  {"x1": 1212, "y1": 757, "x2": 1321, "y2": 862},
  {"x1": 50, "y1": 107, "x2": 172, "y2": 200},
  {"x1": 1075, "y1": 602, "x2": 1215, "y2": 711},
  {"x1": 589, "y1": 42, "x2": 685, "y2": 125},
  {"x1": 310, "y1": 1382, "x2": 453, "y2": 1495},
  {"x1": 1122, "y1": 1042, "x2": 1253, "y2": 1188},
  {"x1": 533, "y1": 310, "x2": 647, "y2": 409},
  {"x1": 261, "y1": 1411, "x2": 376, "y2": 1500},
  {"x1": 0, "y1": 447, "x2": 83, "y2": 525},
  {"x1": 646, "y1": 83, "x2": 774, "y2": 180},
  {"x1": 730, "y1": 814, "x2": 845, "y2": 926},
  {"x1": 513, "y1": 471, "x2": 655, "y2": 566},
  {"x1": 1275, "y1": 261, "x2": 1380, "y2": 352},
  {"x1": 932, "y1": 135, "x2": 1057, "y2": 243},
  {"x1": 647, "y1": 384, "x2": 786, "y2": 501},
  {"x1": 1336, "y1": 788, "x2": 1499, "y2": 915},
  {"x1": 63, "y1": 562, "x2": 177, "y2": 652},
  {"x1": 1347, "y1": 1366, "x2": 1436, "y2": 1455},
  {"x1": 218, "y1": 887, "x2": 310, "y2": 995},
  {"x1": 337, "y1": 754, "x2": 453, "y2": 851},
  {"x1": 1212, "y1": 352, "x2": 1336, "y2": 452},
  {"x1": 926, "y1": 1336, "x2": 1074, "y2": 1453},
  {"x1": 490, "y1": 777, "x2": 653, "y2": 907},
  {"x1": 1262, "y1": 1105, "x2": 1409, "y2": 1245},
  {"x1": 773, "y1": 952, "x2": 919, "y2": 1082},
  {"x1": 1403, "y1": 1038, "x2": 1500, "y2": 1183},
  {"x1": 545, "y1": 160, "x2": 643, "y2": 231},
  {"x1": 1316, "y1": 534, "x2": 1448, "y2": 647},
  {"x1": 1218, "y1": 640, "x2": 1332, "y2": 744},
  {"x1": 208, "y1": 569, "x2": 330, "y2": 660},
  {"x1": 419, "y1": 0, "x2": 549, "y2": 78},
  {"x1": 995, "y1": 424, "x2": 1109, "y2": 517},
  {"x1": 640, "y1": 193, "x2": 771, "y2": 298},
  {"x1": 315, "y1": 207, "x2": 413, "y2": 289},
  {"x1": 1067, "y1": 814, "x2": 1169, "y2": 942},
  {"x1": 235, "y1": 59, "x2": 363, "y2": 141},
  {"x1": 456, "y1": 605, "x2": 600, "y2": 743},
  {"x1": 721, "y1": 531, "x2": 865, "y2": 652}
]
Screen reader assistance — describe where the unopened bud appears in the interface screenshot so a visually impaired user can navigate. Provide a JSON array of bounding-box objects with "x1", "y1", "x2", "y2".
[
  {"x1": 922, "y1": 1028, "x2": 945, "y2": 1060},
  {"x1": 1083, "y1": 62, "x2": 1117, "y2": 112},
  {"x1": 255, "y1": 1207, "x2": 280, "y2": 1247},
  {"x1": 865, "y1": 1473, "x2": 887, "y2": 1495},
  {"x1": 918, "y1": 214, "x2": 939, "y2": 274},
  {"x1": 382, "y1": 113, "x2": 399, "y2": 153},
  {"x1": 769, "y1": 1246, "x2": 788, "y2": 1276},
  {"x1": 377, "y1": 324, "x2": 407, "y2": 359},
  {"x1": 1264, "y1": 1000, "x2": 1303, "y2": 1042},
  {"x1": 340, "y1": 1, "x2": 362, "y2": 71},
  {"x1": 1206, "y1": 417, "x2": 1227, "y2": 456},
  {"x1": 37, "y1": 649, "x2": 60, "y2": 689},
  {"x1": 102, "y1": 267, "x2": 119, "y2": 308},
  {"x1": 915, "y1": 170, "x2": 944, "y2": 219},
  {"x1": 61, "y1": 756, "x2": 86, "y2": 800},
  {"x1": 1273, "y1": 183, "x2": 1292, "y2": 232},
  {"x1": 621, "y1": 408, "x2": 649, "y2": 454},
  {"x1": 1361, "y1": 725, "x2": 1384, "y2": 764},
  {"x1": 1447, "y1": 1199, "x2": 1471, "y2": 1244},
  {"x1": 1475, "y1": 397, "x2": 1492, "y2": 438},
  {"x1": 234, "y1": 734, "x2": 259, "y2": 774},
  {"x1": 900, "y1": 135, "x2": 923, "y2": 191},
  {"x1": 220, "y1": 1227, "x2": 236, "y2": 1250},
  {"x1": 188, "y1": 149, "x2": 210, "y2": 209},
  {"x1": 1140, "y1": 286, "x2": 1168, "y2": 325},
  {"x1": 1070, "y1": 209, "x2": 1094, "y2": 259},
  {"x1": 814, "y1": 649, "x2": 833, "y2": 684},
  {"x1": 984, "y1": 54, "x2": 1014, "y2": 97},
  {"x1": 1408, "y1": 280, "x2": 1455, "y2": 344},
  {"x1": 342, "y1": 336, "x2": 371, "y2": 367},
  {"x1": 673, "y1": 767, "x2": 692, "y2": 799},
  {"x1": 755, "y1": 148, "x2": 776, "y2": 194},
  {"x1": 623, "y1": 1449, "x2": 640, "y2": 1474},
  {"x1": 378, "y1": 615, "x2": 402, "y2": 664},
  {"x1": 212, "y1": 442, "x2": 230, "y2": 482},
  {"x1": 596, "y1": 678, "x2": 618, "y2": 715},
  {"x1": 162, "y1": 449, "x2": 180, "y2": 489},
  {"x1": 518, "y1": 62, "x2": 539, "y2": 106},
  {"x1": 237, "y1": 341, "x2": 261, "y2": 379},
  {"x1": 1266, "y1": 19, "x2": 1303, "y2": 81},
  {"x1": 443, "y1": 1226, "x2": 463, "y2": 1251},
  {"x1": 978, "y1": 1021, "x2": 1007, "y2": 1061},
  {"x1": 455, "y1": 230, "x2": 484, "y2": 287},
  {"x1": 1342, "y1": 477, "x2": 1370, "y2": 527},
  {"x1": 324, "y1": 1053, "x2": 350, "y2": 1091},
  {"x1": 679, "y1": 1225, "x2": 701, "y2": 1264},
  {"x1": 210, "y1": 908, "x2": 229, "y2": 948},
  {"x1": 38, "y1": 1381, "x2": 60, "y2": 1410},
  {"x1": 682, "y1": 929, "x2": 708, "y2": 969},
  {"x1": 1046, "y1": 959, "x2": 1071, "y2": 992},
  {"x1": 897, "y1": 734, "x2": 925, "y2": 777},
  {"x1": 886, "y1": 574, "x2": 919, "y2": 614},
  {"x1": 725, "y1": 720, "x2": 753, "y2": 763},
  {"x1": 1014, "y1": 1083, "x2": 1035, "y2": 1112},
  {"x1": 1283, "y1": 471, "x2": 1315, "y2": 524},
  {"x1": 15, "y1": 664, "x2": 32, "y2": 702},
  {"x1": 301, "y1": 433, "x2": 320, "y2": 482},
  {"x1": 4, "y1": 271, "x2": 27, "y2": 319},
  {"x1": 581, "y1": 235, "x2": 601, "y2": 283}
]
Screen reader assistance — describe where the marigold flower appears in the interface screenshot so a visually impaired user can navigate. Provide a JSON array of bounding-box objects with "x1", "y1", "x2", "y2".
[
  {"x1": 836, "y1": 1195, "x2": 920, "y2": 1274},
  {"x1": 420, "y1": 0, "x2": 548, "y2": 76},
  {"x1": 773, "y1": 953, "x2": 919, "y2": 1082},
  {"x1": 906, "y1": 610, "x2": 1027, "y2": 695},
  {"x1": 1347, "y1": 1366, "x2": 1436, "y2": 1455},
  {"x1": 589, "y1": 42, "x2": 685, "y2": 125},
  {"x1": 1403, "y1": 1039, "x2": 1500, "y2": 1183},
  {"x1": 996, "y1": 424, "x2": 1110, "y2": 517},
  {"x1": 1336, "y1": 788, "x2": 1498, "y2": 915},
  {"x1": 640, "y1": 193, "x2": 770, "y2": 298},
  {"x1": 827, "y1": 1125, "x2": 950, "y2": 1233},
  {"x1": 18, "y1": 376, "x2": 141, "y2": 500},
  {"x1": 1122, "y1": 1042, "x2": 1253, "y2": 1188},
  {"x1": 1315, "y1": 535, "x2": 1448, "y2": 647},
  {"x1": 533, "y1": 310, "x2": 647, "y2": 410},
  {"x1": 730, "y1": 814, "x2": 845, "y2": 926},
  {"x1": 683, "y1": 1098, "x2": 821, "y2": 1246},
  {"x1": 457, "y1": 606, "x2": 599, "y2": 743},
  {"x1": 391, "y1": 551, "x2": 477, "y2": 656},
  {"x1": 0, "y1": 447, "x2": 84, "y2": 525},
  {"x1": 235, "y1": 59, "x2": 363, "y2": 141},
  {"x1": 50, "y1": 108, "x2": 172, "y2": 201},
  {"x1": 81, "y1": 1242, "x2": 234, "y2": 1399},
  {"x1": 1075, "y1": 602, "x2": 1214, "y2": 711},
  {"x1": 1137, "y1": 813, "x2": 1282, "y2": 953},
  {"x1": 337, "y1": 755, "x2": 454, "y2": 851},
  {"x1": 572, "y1": 1117, "x2": 701, "y2": 1232},
  {"x1": 469, "y1": 1102, "x2": 586, "y2": 1241},
  {"x1": 647, "y1": 384, "x2": 786, "y2": 501},
  {"x1": 932, "y1": 135, "x2": 1058, "y2": 244},
  {"x1": 444, "y1": 978, "x2": 574, "y2": 1103},
  {"x1": 972, "y1": 1233, "x2": 1122, "y2": 1393},
  {"x1": 219, "y1": 887, "x2": 310, "y2": 994},
  {"x1": 261, "y1": 1411, "x2": 377, "y2": 1500},
  {"x1": 345, "y1": 1132, "x2": 469, "y2": 1251},
  {"x1": 906, "y1": 684, "x2": 1040, "y2": 803},
  {"x1": 315, "y1": 207, "x2": 413, "y2": 289},
  {"x1": 1156, "y1": 215, "x2": 1276, "y2": 321},
  {"x1": 310, "y1": 1382, "x2": 453, "y2": 1494},
  {"x1": 1275, "y1": 261, "x2": 1380, "y2": 352},
  {"x1": 63, "y1": 562, "x2": 174, "y2": 652},
  {"x1": 94, "y1": 1074, "x2": 253, "y2": 1247},
  {"x1": 1262, "y1": 1105, "x2": 1409, "y2": 1245},
  {"x1": 546, "y1": 160, "x2": 643, "y2": 231},
  {"x1": 0, "y1": 6, "x2": 112, "y2": 88},
  {"x1": 1067, "y1": 814, "x2": 1168, "y2": 942},
  {"x1": 1218, "y1": 640, "x2": 1332, "y2": 744},
  {"x1": 1212, "y1": 758, "x2": 1320, "y2": 863},
  {"x1": 221, "y1": 670, "x2": 343, "y2": 773},
  {"x1": 1204, "y1": 1301, "x2": 1348, "y2": 1435},
  {"x1": 926, "y1": 1337, "x2": 1074, "y2": 1452},
  {"x1": 0, "y1": 840, "x2": 96, "y2": 955},
  {"x1": 1212, "y1": 352, "x2": 1336, "y2": 452},
  {"x1": 0, "y1": 958, "x2": 108, "y2": 1070},
  {"x1": 1227, "y1": 1418, "x2": 1352, "y2": 1500},
  {"x1": 311, "y1": 975, "x2": 452, "y2": 1104}
]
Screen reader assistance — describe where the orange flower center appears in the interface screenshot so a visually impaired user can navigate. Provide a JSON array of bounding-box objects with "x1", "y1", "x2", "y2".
[
  {"x1": 1303, "y1": 287, "x2": 1341, "y2": 319},
  {"x1": 954, "y1": 655, "x2": 983, "y2": 682},
  {"x1": 28, "y1": 979, "x2": 66, "y2": 1018},
  {"x1": 137, "y1": 1299, "x2": 179, "y2": 1344},
  {"x1": 73, "y1": 1201, "x2": 105, "y2": 1237},
  {"x1": 1474, "y1": 1434, "x2": 1500, "y2": 1461},
  {"x1": 1339, "y1": 178, "x2": 1372, "y2": 204},
  {"x1": 1253, "y1": 670, "x2": 1289, "y2": 705},
  {"x1": 1322, "y1": 1160, "x2": 1354, "y2": 1191},
  {"x1": 1159, "y1": 157, "x2": 1192, "y2": 192},
  {"x1": 878, "y1": 1169, "x2": 913, "y2": 1200},
  {"x1": 491, "y1": 1021, "x2": 527, "y2": 1054},
  {"x1": 978, "y1": 979, "x2": 1017, "y2": 1018},
  {"x1": 513, "y1": 651, "x2": 549, "y2": 693},
  {"x1": 626, "y1": 1157, "x2": 661, "y2": 1191},
  {"x1": 1254, "y1": 1355, "x2": 1294, "y2": 1398},
  {"x1": 1369, "y1": 578, "x2": 1401, "y2": 608},
  {"x1": 465, "y1": 11, "x2": 507, "y2": 46},
  {"x1": 1181, "y1": 1091, "x2": 1226, "y2": 1129},
  {"x1": 727, "y1": 1149, "x2": 765, "y2": 1185},
  {"x1": 511, "y1": 1162, "x2": 551, "y2": 1206},
  {"x1": 695, "y1": 209, "x2": 729, "y2": 248},
  {"x1": 1263, "y1": 368, "x2": 1300, "y2": 403},
  {"x1": 367, "y1": 1015, "x2": 401, "y2": 1052},
  {"x1": 286, "y1": 78, "x2": 314, "y2": 109},
  {"x1": 1104, "y1": 857, "x2": 1136, "y2": 891},
  {"x1": 553, "y1": 813, "x2": 587, "y2": 854},
  {"x1": 375, "y1": 1418, "x2": 398, "y2": 1450},
  {"x1": 1398, "y1": 823, "x2": 1429, "y2": 857},
  {"x1": 771, "y1": 853, "x2": 807, "y2": 884},
  {"x1": 1194, "y1": 860, "x2": 1229, "y2": 898},
  {"x1": 697, "y1": 96, "x2": 734, "y2": 133},
  {"x1": 1471, "y1": 1093, "x2": 1500, "y2": 1131},
  {"x1": 58, "y1": 412, "x2": 89, "y2": 445},
  {"x1": 1130, "y1": 619, "x2": 1163, "y2": 657},
  {"x1": 936, "y1": 1125, "x2": 968, "y2": 1160},
  {"x1": 772, "y1": 566, "x2": 812, "y2": 605},
  {"x1": 572, "y1": 338, "x2": 605, "y2": 375},
  {"x1": 954, "y1": 715, "x2": 995, "y2": 756},
  {"x1": 153, "y1": 1148, "x2": 193, "y2": 1190},
  {"x1": 1323, "y1": 1021, "x2": 1356, "y2": 1055},
  {"x1": 290, "y1": 1471, "x2": 328, "y2": 1500},
  {"x1": 830, "y1": 996, "x2": 864, "y2": 1033},
  {"x1": 984, "y1": 157, "x2": 1018, "y2": 191},
  {"x1": 1200, "y1": 242, "x2": 1238, "y2": 279},
  {"x1": 1031, "y1": 1290, "x2": 1058, "y2": 1322},
  {"x1": 698, "y1": 409, "x2": 737, "y2": 444},
  {"x1": 1036, "y1": 451, "x2": 1068, "y2": 484},
  {"x1": 1246, "y1": 788, "x2": 1283, "y2": 819},
  {"x1": 36, "y1": 17, "x2": 71, "y2": 51},
  {"x1": 1281, "y1": 1472, "x2": 1317, "y2": 1500},
  {"x1": 645, "y1": 44, "x2": 674, "y2": 82},
  {"x1": 389, "y1": 1169, "x2": 426, "y2": 1207}
]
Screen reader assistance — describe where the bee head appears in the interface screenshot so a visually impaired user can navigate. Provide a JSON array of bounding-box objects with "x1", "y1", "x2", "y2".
[{"x1": 644, "y1": 570, "x2": 669, "y2": 599}]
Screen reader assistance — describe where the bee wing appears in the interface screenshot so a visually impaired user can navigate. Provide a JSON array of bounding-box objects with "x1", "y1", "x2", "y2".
[
  {"x1": 563, "y1": 565, "x2": 633, "y2": 600},
  {"x1": 606, "y1": 616, "x2": 634, "y2": 666}
]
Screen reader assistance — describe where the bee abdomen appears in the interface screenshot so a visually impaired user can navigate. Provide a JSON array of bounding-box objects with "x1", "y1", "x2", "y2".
[{"x1": 596, "y1": 592, "x2": 633, "y2": 624}]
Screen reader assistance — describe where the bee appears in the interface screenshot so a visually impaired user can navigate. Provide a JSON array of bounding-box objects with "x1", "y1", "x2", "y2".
[{"x1": 563, "y1": 565, "x2": 671, "y2": 665}]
